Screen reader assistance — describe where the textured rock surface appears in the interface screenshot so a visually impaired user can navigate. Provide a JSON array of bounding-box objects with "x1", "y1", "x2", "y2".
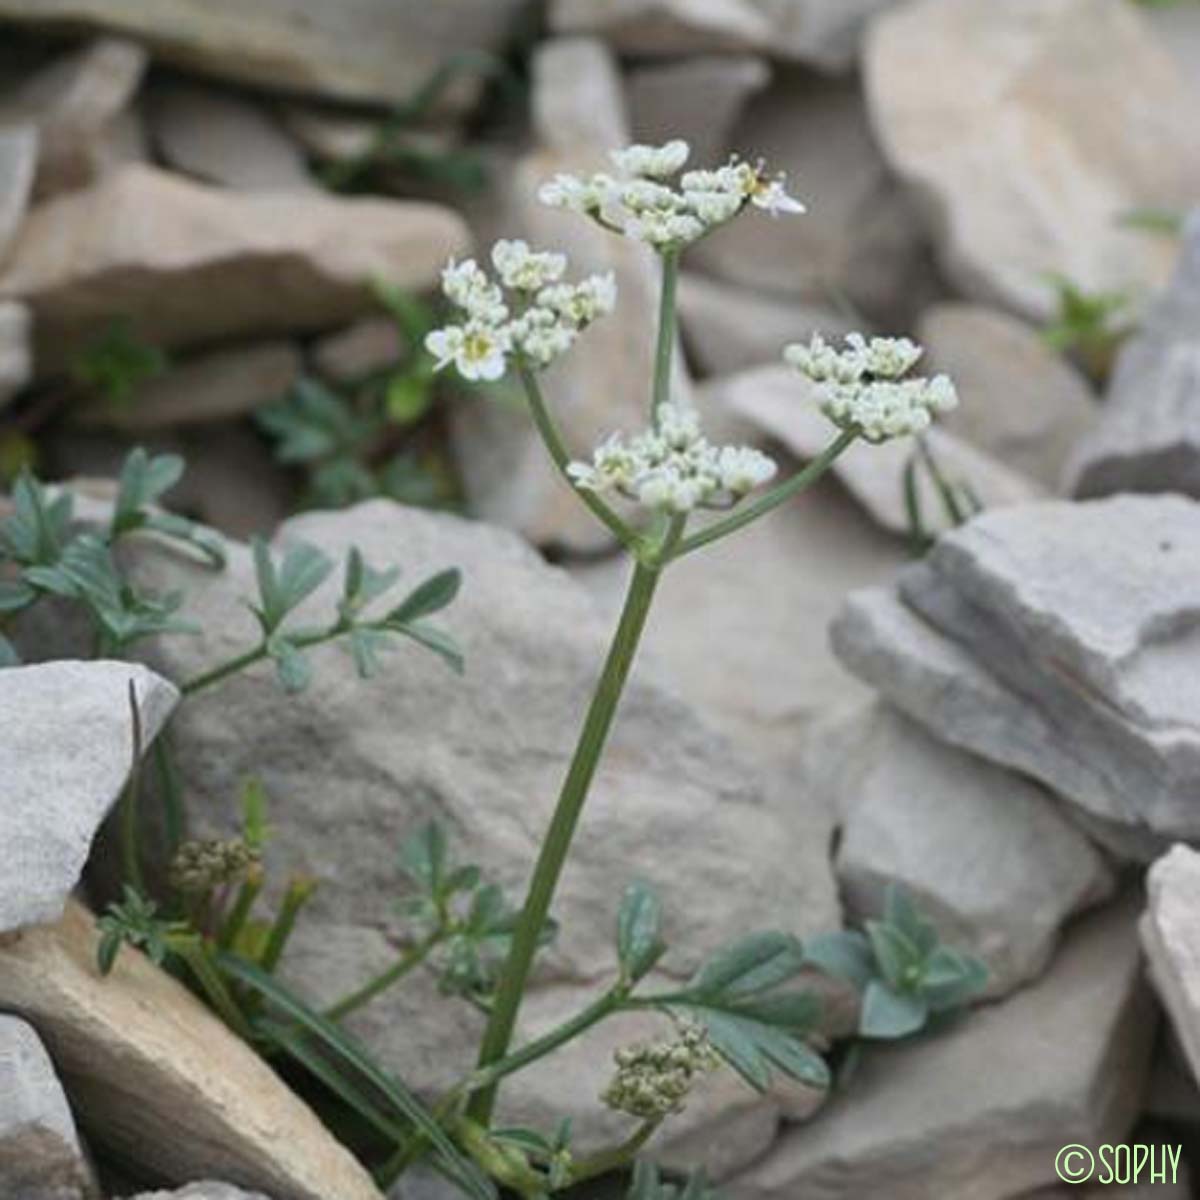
[
  {"x1": 0, "y1": 660, "x2": 177, "y2": 935},
  {"x1": 312, "y1": 317, "x2": 404, "y2": 384},
  {"x1": 0, "y1": 165, "x2": 468, "y2": 372},
  {"x1": 866, "y1": 0, "x2": 1200, "y2": 320},
  {"x1": 0, "y1": 0, "x2": 529, "y2": 108},
  {"x1": 131, "y1": 1187, "x2": 271, "y2": 1200},
  {"x1": 1068, "y1": 211, "x2": 1200, "y2": 500},
  {"x1": 0, "y1": 123, "x2": 37, "y2": 264},
  {"x1": 0, "y1": 1014, "x2": 98, "y2": 1200},
  {"x1": 831, "y1": 703, "x2": 1114, "y2": 997},
  {"x1": 920, "y1": 303, "x2": 1097, "y2": 490},
  {"x1": 0, "y1": 901, "x2": 383, "y2": 1200},
  {"x1": 709, "y1": 364, "x2": 1041, "y2": 536},
  {"x1": 0, "y1": 298, "x2": 31, "y2": 408},
  {"x1": 832, "y1": 495, "x2": 1200, "y2": 847},
  {"x1": 731, "y1": 895, "x2": 1155, "y2": 1199}
]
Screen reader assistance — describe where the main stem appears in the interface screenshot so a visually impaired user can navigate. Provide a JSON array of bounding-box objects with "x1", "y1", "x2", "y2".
[
  {"x1": 651, "y1": 251, "x2": 680, "y2": 422},
  {"x1": 468, "y1": 559, "x2": 662, "y2": 1122}
]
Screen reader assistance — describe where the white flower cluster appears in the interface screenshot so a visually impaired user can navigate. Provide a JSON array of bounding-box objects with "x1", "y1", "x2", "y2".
[
  {"x1": 568, "y1": 402, "x2": 777, "y2": 514},
  {"x1": 539, "y1": 139, "x2": 804, "y2": 252},
  {"x1": 424, "y1": 239, "x2": 617, "y2": 381},
  {"x1": 784, "y1": 332, "x2": 959, "y2": 443}
]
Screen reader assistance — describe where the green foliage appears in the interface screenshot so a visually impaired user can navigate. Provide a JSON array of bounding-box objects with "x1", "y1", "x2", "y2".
[
  {"x1": 96, "y1": 886, "x2": 182, "y2": 975},
  {"x1": 902, "y1": 436, "x2": 984, "y2": 555},
  {"x1": 617, "y1": 880, "x2": 668, "y2": 985},
  {"x1": 1118, "y1": 207, "x2": 1186, "y2": 236},
  {"x1": 1041, "y1": 272, "x2": 1132, "y2": 381},
  {"x1": 70, "y1": 319, "x2": 168, "y2": 407},
  {"x1": 628, "y1": 1161, "x2": 724, "y2": 1200},
  {"x1": 804, "y1": 885, "x2": 988, "y2": 1040}
]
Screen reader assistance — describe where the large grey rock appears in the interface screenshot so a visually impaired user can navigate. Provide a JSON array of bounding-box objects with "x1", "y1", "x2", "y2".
[
  {"x1": 0, "y1": 1014, "x2": 98, "y2": 1200},
  {"x1": 1068, "y1": 211, "x2": 1200, "y2": 500},
  {"x1": 0, "y1": 660, "x2": 177, "y2": 935},
  {"x1": 831, "y1": 702, "x2": 1115, "y2": 998},
  {"x1": 919, "y1": 303, "x2": 1098, "y2": 490},
  {"x1": 708, "y1": 364, "x2": 1042, "y2": 537},
  {"x1": 832, "y1": 495, "x2": 1200, "y2": 847},
  {"x1": 731, "y1": 895, "x2": 1156, "y2": 1200},
  {"x1": 0, "y1": 298, "x2": 31, "y2": 407},
  {"x1": 131, "y1": 1187, "x2": 270, "y2": 1200},
  {"x1": 0, "y1": 164, "x2": 468, "y2": 373},
  {"x1": 0, "y1": 123, "x2": 37, "y2": 265},
  {"x1": 0, "y1": 0, "x2": 528, "y2": 109},
  {"x1": 866, "y1": 0, "x2": 1200, "y2": 321}
]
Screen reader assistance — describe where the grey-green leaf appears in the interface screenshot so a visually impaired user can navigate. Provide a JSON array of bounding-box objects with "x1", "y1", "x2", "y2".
[
  {"x1": 617, "y1": 880, "x2": 666, "y2": 983},
  {"x1": 860, "y1": 979, "x2": 929, "y2": 1040}
]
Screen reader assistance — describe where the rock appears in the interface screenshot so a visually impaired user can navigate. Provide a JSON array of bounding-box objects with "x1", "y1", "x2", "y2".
[
  {"x1": 1067, "y1": 211, "x2": 1200, "y2": 500},
  {"x1": 678, "y1": 274, "x2": 854, "y2": 377},
  {"x1": 832, "y1": 495, "x2": 1200, "y2": 847},
  {"x1": 552, "y1": 0, "x2": 899, "y2": 72},
  {"x1": 0, "y1": 1013, "x2": 98, "y2": 1200},
  {"x1": 1147, "y1": 2, "x2": 1200, "y2": 95},
  {"x1": 831, "y1": 702, "x2": 1114, "y2": 998},
  {"x1": 311, "y1": 317, "x2": 405, "y2": 384},
  {"x1": 0, "y1": 298, "x2": 31, "y2": 407},
  {"x1": 279, "y1": 105, "x2": 460, "y2": 173},
  {"x1": 0, "y1": 123, "x2": 37, "y2": 264},
  {"x1": 131, "y1": 1187, "x2": 270, "y2": 1200},
  {"x1": 0, "y1": 37, "x2": 148, "y2": 199},
  {"x1": 0, "y1": 660, "x2": 177, "y2": 936},
  {"x1": 689, "y1": 70, "x2": 928, "y2": 327},
  {"x1": 0, "y1": 0, "x2": 529, "y2": 109},
  {"x1": 731, "y1": 895, "x2": 1156, "y2": 1200},
  {"x1": 147, "y1": 81, "x2": 316, "y2": 193},
  {"x1": 1144, "y1": 1028, "x2": 1200, "y2": 1126},
  {"x1": 865, "y1": 0, "x2": 1200, "y2": 321},
  {"x1": 626, "y1": 55, "x2": 769, "y2": 171},
  {"x1": 0, "y1": 164, "x2": 469, "y2": 373},
  {"x1": 708, "y1": 364, "x2": 1042, "y2": 537},
  {"x1": 0, "y1": 900, "x2": 384, "y2": 1199},
  {"x1": 532, "y1": 37, "x2": 631, "y2": 155},
  {"x1": 80, "y1": 341, "x2": 302, "y2": 430},
  {"x1": 919, "y1": 303, "x2": 1098, "y2": 490}
]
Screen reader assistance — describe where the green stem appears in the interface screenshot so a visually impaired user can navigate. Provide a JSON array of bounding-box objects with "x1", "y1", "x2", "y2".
[
  {"x1": 671, "y1": 429, "x2": 858, "y2": 559},
  {"x1": 651, "y1": 250, "x2": 680, "y2": 421},
  {"x1": 217, "y1": 865, "x2": 264, "y2": 952},
  {"x1": 179, "y1": 645, "x2": 269, "y2": 697},
  {"x1": 120, "y1": 680, "x2": 145, "y2": 892},
  {"x1": 153, "y1": 735, "x2": 187, "y2": 855},
  {"x1": 570, "y1": 1119, "x2": 662, "y2": 1186},
  {"x1": 323, "y1": 932, "x2": 441, "y2": 1022},
  {"x1": 469, "y1": 557, "x2": 665, "y2": 1123},
  {"x1": 173, "y1": 938, "x2": 255, "y2": 1040},
  {"x1": 259, "y1": 876, "x2": 318, "y2": 974}
]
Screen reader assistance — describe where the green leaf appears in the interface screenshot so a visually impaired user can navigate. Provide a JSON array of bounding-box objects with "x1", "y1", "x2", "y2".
[
  {"x1": 348, "y1": 626, "x2": 385, "y2": 679},
  {"x1": 0, "y1": 578, "x2": 36, "y2": 613},
  {"x1": 617, "y1": 880, "x2": 667, "y2": 983},
  {"x1": 240, "y1": 778, "x2": 272, "y2": 851},
  {"x1": 865, "y1": 920, "x2": 921, "y2": 992},
  {"x1": 387, "y1": 567, "x2": 461, "y2": 624},
  {"x1": 385, "y1": 372, "x2": 434, "y2": 425},
  {"x1": 112, "y1": 447, "x2": 185, "y2": 535},
  {"x1": 682, "y1": 1008, "x2": 829, "y2": 1093},
  {"x1": 802, "y1": 930, "x2": 875, "y2": 989},
  {"x1": 0, "y1": 632, "x2": 19, "y2": 667},
  {"x1": 1, "y1": 470, "x2": 73, "y2": 565},
  {"x1": 395, "y1": 621, "x2": 464, "y2": 673},
  {"x1": 726, "y1": 990, "x2": 823, "y2": 1032},
  {"x1": 218, "y1": 953, "x2": 496, "y2": 1200},
  {"x1": 399, "y1": 822, "x2": 447, "y2": 893},
  {"x1": 252, "y1": 539, "x2": 333, "y2": 633},
  {"x1": 687, "y1": 931, "x2": 804, "y2": 1000},
  {"x1": 859, "y1": 979, "x2": 929, "y2": 1040},
  {"x1": 884, "y1": 885, "x2": 939, "y2": 958},
  {"x1": 140, "y1": 511, "x2": 227, "y2": 568},
  {"x1": 922, "y1": 947, "x2": 988, "y2": 1012},
  {"x1": 340, "y1": 547, "x2": 401, "y2": 619},
  {"x1": 271, "y1": 639, "x2": 312, "y2": 694}
]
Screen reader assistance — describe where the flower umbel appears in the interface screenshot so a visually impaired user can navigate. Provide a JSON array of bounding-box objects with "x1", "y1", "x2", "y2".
[
  {"x1": 601, "y1": 1021, "x2": 720, "y2": 1120},
  {"x1": 785, "y1": 332, "x2": 958, "y2": 443}
]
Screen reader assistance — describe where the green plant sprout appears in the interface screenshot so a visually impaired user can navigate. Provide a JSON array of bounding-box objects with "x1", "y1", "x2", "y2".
[
  {"x1": 70, "y1": 318, "x2": 168, "y2": 408},
  {"x1": 1041, "y1": 272, "x2": 1133, "y2": 382}
]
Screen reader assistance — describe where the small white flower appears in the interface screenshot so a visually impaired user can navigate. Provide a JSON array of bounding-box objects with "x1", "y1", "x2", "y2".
[
  {"x1": 683, "y1": 189, "x2": 743, "y2": 226},
  {"x1": 751, "y1": 177, "x2": 806, "y2": 216},
  {"x1": 425, "y1": 320, "x2": 510, "y2": 382},
  {"x1": 537, "y1": 272, "x2": 618, "y2": 326},
  {"x1": 717, "y1": 446, "x2": 778, "y2": 495},
  {"x1": 440, "y1": 258, "x2": 507, "y2": 323},
  {"x1": 511, "y1": 308, "x2": 576, "y2": 367},
  {"x1": 491, "y1": 239, "x2": 567, "y2": 292},
  {"x1": 611, "y1": 140, "x2": 690, "y2": 180},
  {"x1": 863, "y1": 336, "x2": 922, "y2": 380},
  {"x1": 539, "y1": 173, "x2": 606, "y2": 213}
]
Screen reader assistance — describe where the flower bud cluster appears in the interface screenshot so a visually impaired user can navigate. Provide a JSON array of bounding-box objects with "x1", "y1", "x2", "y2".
[
  {"x1": 169, "y1": 837, "x2": 260, "y2": 894},
  {"x1": 601, "y1": 1022, "x2": 720, "y2": 1120},
  {"x1": 784, "y1": 332, "x2": 959, "y2": 443},
  {"x1": 425, "y1": 240, "x2": 617, "y2": 382},
  {"x1": 539, "y1": 140, "x2": 805, "y2": 252},
  {"x1": 567, "y1": 402, "x2": 777, "y2": 514}
]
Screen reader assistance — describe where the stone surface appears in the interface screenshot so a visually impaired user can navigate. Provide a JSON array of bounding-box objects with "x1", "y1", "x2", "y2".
[
  {"x1": 147, "y1": 81, "x2": 316, "y2": 193},
  {"x1": 830, "y1": 702, "x2": 1114, "y2": 998},
  {"x1": 691, "y1": 70, "x2": 928, "y2": 326},
  {"x1": 552, "y1": 0, "x2": 898, "y2": 72},
  {"x1": 831, "y1": 495, "x2": 1200, "y2": 848},
  {"x1": 0, "y1": 36, "x2": 147, "y2": 199},
  {"x1": 0, "y1": 1013, "x2": 98, "y2": 1200},
  {"x1": 919, "y1": 303, "x2": 1098, "y2": 490},
  {"x1": 0, "y1": 164, "x2": 468, "y2": 373},
  {"x1": 709, "y1": 364, "x2": 1042, "y2": 536},
  {"x1": 531, "y1": 37, "x2": 630, "y2": 156},
  {"x1": 0, "y1": 901, "x2": 383, "y2": 1199},
  {"x1": 0, "y1": 0, "x2": 529, "y2": 109},
  {"x1": 0, "y1": 123, "x2": 37, "y2": 264},
  {"x1": 80, "y1": 341, "x2": 301, "y2": 430},
  {"x1": 731, "y1": 895, "x2": 1155, "y2": 1199},
  {"x1": 0, "y1": 298, "x2": 31, "y2": 407},
  {"x1": 1067, "y1": 211, "x2": 1200, "y2": 500},
  {"x1": 311, "y1": 317, "x2": 405, "y2": 384},
  {"x1": 0, "y1": 660, "x2": 177, "y2": 936},
  {"x1": 679, "y1": 274, "x2": 854, "y2": 377},
  {"x1": 131, "y1": 1187, "x2": 270, "y2": 1200},
  {"x1": 865, "y1": 0, "x2": 1200, "y2": 321},
  {"x1": 626, "y1": 55, "x2": 769, "y2": 171}
]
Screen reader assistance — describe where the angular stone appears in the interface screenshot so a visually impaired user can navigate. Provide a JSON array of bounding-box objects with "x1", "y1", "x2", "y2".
[
  {"x1": 626, "y1": 55, "x2": 769, "y2": 171},
  {"x1": 0, "y1": 37, "x2": 148, "y2": 199},
  {"x1": 832, "y1": 495, "x2": 1200, "y2": 847},
  {"x1": 0, "y1": 901, "x2": 384, "y2": 1200},
  {"x1": 0, "y1": 1013, "x2": 98, "y2": 1200},
  {"x1": 0, "y1": 164, "x2": 469, "y2": 373},
  {"x1": 866, "y1": 0, "x2": 1200, "y2": 320},
  {"x1": 1, "y1": 660, "x2": 177, "y2": 935},
  {"x1": 1067, "y1": 211, "x2": 1200, "y2": 500},
  {"x1": 731, "y1": 895, "x2": 1156, "y2": 1200},
  {"x1": 0, "y1": 123, "x2": 37, "y2": 264},
  {"x1": 0, "y1": 0, "x2": 529, "y2": 109},
  {"x1": 532, "y1": 37, "x2": 630, "y2": 155},
  {"x1": 709, "y1": 364, "x2": 1042, "y2": 536},
  {"x1": 919, "y1": 302, "x2": 1098, "y2": 490},
  {"x1": 147, "y1": 81, "x2": 317, "y2": 193},
  {"x1": 311, "y1": 317, "x2": 404, "y2": 384},
  {"x1": 0, "y1": 298, "x2": 31, "y2": 408},
  {"x1": 831, "y1": 702, "x2": 1114, "y2": 998}
]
